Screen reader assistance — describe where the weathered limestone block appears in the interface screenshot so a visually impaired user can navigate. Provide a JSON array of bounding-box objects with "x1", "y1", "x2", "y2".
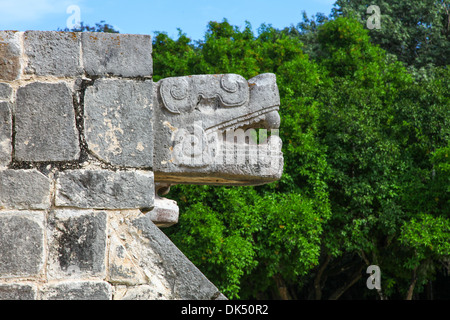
[
  {"x1": 47, "y1": 210, "x2": 107, "y2": 280},
  {"x1": 0, "y1": 169, "x2": 51, "y2": 209},
  {"x1": 108, "y1": 234, "x2": 149, "y2": 286},
  {"x1": 107, "y1": 210, "x2": 223, "y2": 300},
  {"x1": 0, "y1": 83, "x2": 12, "y2": 100},
  {"x1": 0, "y1": 31, "x2": 21, "y2": 81},
  {"x1": 84, "y1": 79, "x2": 153, "y2": 168},
  {"x1": 55, "y1": 170, "x2": 154, "y2": 209},
  {"x1": 131, "y1": 214, "x2": 223, "y2": 300},
  {"x1": 40, "y1": 281, "x2": 112, "y2": 300},
  {"x1": 15, "y1": 82, "x2": 80, "y2": 162},
  {"x1": 24, "y1": 31, "x2": 82, "y2": 77},
  {"x1": 107, "y1": 210, "x2": 172, "y2": 291},
  {"x1": 113, "y1": 285, "x2": 167, "y2": 300},
  {"x1": 0, "y1": 284, "x2": 37, "y2": 300},
  {"x1": 81, "y1": 32, "x2": 152, "y2": 77},
  {"x1": 0, "y1": 102, "x2": 12, "y2": 167},
  {"x1": 0, "y1": 211, "x2": 45, "y2": 278},
  {"x1": 146, "y1": 196, "x2": 179, "y2": 227}
]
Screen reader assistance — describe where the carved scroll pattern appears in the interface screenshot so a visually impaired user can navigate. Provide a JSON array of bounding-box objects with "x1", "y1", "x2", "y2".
[
  {"x1": 172, "y1": 123, "x2": 213, "y2": 167},
  {"x1": 160, "y1": 74, "x2": 250, "y2": 114}
]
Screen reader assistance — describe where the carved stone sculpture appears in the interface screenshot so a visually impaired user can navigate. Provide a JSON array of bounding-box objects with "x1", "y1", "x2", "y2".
[
  {"x1": 150, "y1": 73, "x2": 283, "y2": 226},
  {"x1": 154, "y1": 73, "x2": 282, "y2": 183}
]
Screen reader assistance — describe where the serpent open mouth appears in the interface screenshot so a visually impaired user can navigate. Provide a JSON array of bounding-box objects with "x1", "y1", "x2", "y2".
[{"x1": 206, "y1": 106, "x2": 282, "y2": 167}]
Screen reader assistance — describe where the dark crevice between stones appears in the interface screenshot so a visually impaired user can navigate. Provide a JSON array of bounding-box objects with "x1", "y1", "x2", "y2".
[
  {"x1": 83, "y1": 73, "x2": 152, "y2": 82},
  {"x1": 10, "y1": 102, "x2": 16, "y2": 167},
  {"x1": 73, "y1": 77, "x2": 94, "y2": 165}
]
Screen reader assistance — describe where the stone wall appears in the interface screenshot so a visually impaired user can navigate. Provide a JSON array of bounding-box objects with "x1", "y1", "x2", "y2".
[{"x1": 0, "y1": 30, "x2": 225, "y2": 300}]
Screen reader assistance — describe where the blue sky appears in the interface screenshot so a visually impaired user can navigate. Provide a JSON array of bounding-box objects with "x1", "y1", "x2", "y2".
[{"x1": 0, "y1": 0, "x2": 336, "y2": 40}]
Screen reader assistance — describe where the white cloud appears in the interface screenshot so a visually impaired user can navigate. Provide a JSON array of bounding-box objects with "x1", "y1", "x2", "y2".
[{"x1": 0, "y1": 0, "x2": 83, "y2": 24}]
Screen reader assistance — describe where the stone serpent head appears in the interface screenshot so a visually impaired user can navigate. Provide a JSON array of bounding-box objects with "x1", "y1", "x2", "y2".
[{"x1": 153, "y1": 73, "x2": 284, "y2": 186}]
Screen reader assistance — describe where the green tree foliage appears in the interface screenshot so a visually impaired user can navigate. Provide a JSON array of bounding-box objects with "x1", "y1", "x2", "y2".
[
  {"x1": 58, "y1": 20, "x2": 119, "y2": 33},
  {"x1": 155, "y1": 15, "x2": 449, "y2": 299},
  {"x1": 152, "y1": 29, "x2": 206, "y2": 82},
  {"x1": 311, "y1": 17, "x2": 449, "y2": 300},
  {"x1": 333, "y1": 0, "x2": 450, "y2": 69},
  {"x1": 156, "y1": 19, "x2": 331, "y2": 299}
]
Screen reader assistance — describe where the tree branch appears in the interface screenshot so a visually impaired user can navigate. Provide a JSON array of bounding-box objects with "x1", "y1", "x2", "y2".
[
  {"x1": 405, "y1": 265, "x2": 419, "y2": 300},
  {"x1": 314, "y1": 254, "x2": 331, "y2": 300},
  {"x1": 360, "y1": 250, "x2": 386, "y2": 300},
  {"x1": 272, "y1": 273, "x2": 291, "y2": 300},
  {"x1": 328, "y1": 263, "x2": 365, "y2": 300}
]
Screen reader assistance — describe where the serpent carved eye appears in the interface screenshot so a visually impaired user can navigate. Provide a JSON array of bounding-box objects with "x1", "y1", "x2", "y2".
[
  {"x1": 220, "y1": 74, "x2": 239, "y2": 93},
  {"x1": 170, "y1": 78, "x2": 189, "y2": 100},
  {"x1": 160, "y1": 77, "x2": 191, "y2": 114}
]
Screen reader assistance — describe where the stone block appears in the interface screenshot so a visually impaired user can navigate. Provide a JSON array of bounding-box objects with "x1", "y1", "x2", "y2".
[
  {"x1": 113, "y1": 285, "x2": 168, "y2": 300},
  {"x1": 55, "y1": 170, "x2": 154, "y2": 209},
  {"x1": 0, "y1": 83, "x2": 12, "y2": 100},
  {"x1": 84, "y1": 79, "x2": 153, "y2": 168},
  {"x1": 107, "y1": 210, "x2": 170, "y2": 289},
  {"x1": 131, "y1": 216, "x2": 223, "y2": 300},
  {"x1": 108, "y1": 229, "x2": 149, "y2": 286},
  {"x1": 40, "y1": 281, "x2": 112, "y2": 300},
  {"x1": 0, "y1": 169, "x2": 51, "y2": 209},
  {"x1": 0, "y1": 102, "x2": 12, "y2": 167},
  {"x1": 146, "y1": 196, "x2": 179, "y2": 227},
  {"x1": 0, "y1": 211, "x2": 45, "y2": 278},
  {"x1": 0, "y1": 283, "x2": 37, "y2": 300},
  {"x1": 15, "y1": 82, "x2": 80, "y2": 162},
  {"x1": 47, "y1": 210, "x2": 107, "y2": 280},
  {"x1": 81, "y1": 32, "x2": 152, "y2": 77},
  {"x1": 24, "y1": 31, "x2": 82, "y2": 76},
  {"x1": 0, "y1": 31, "x2": 22, "y2": 81}
]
